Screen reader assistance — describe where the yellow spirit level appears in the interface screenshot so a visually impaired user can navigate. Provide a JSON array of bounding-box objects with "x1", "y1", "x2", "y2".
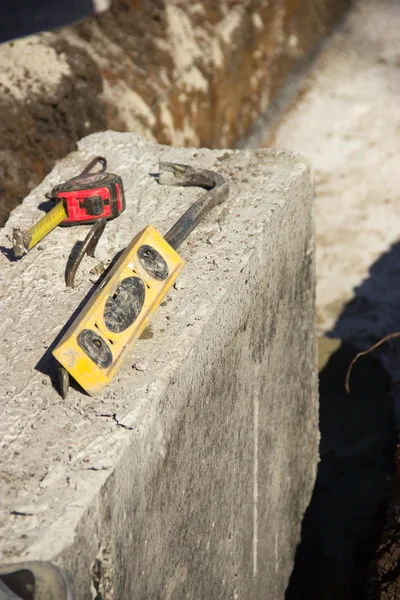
[{"x1": 52, "y1": 162, "x2": 229, "y2": 397}]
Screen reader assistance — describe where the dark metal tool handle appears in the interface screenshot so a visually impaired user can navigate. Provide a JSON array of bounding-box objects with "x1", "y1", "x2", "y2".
[
  {"x1": 44, "y1": 157, "x2": 108, "y2": 201},
  {"x1": 158, "y1": 162, "x2": 229, "y2": 250},
  {"x1": 65, "y1": 219, "x2": 107, "y2": 288},
  {"x1": 78, "y1": 156, "x2": 107, "y2": 178}
]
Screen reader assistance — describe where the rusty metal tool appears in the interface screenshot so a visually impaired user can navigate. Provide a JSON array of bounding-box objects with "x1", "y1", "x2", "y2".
[{"x1": 65, "y1": 218, "x2": 107, "y2": 289}]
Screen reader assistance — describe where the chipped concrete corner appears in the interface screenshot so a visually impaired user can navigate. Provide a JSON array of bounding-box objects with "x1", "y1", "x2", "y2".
[
  {"x1": 0, "y1": 0, "x2": 351, "y2": 225},
  {"x1": 0, "y1": 133, "x2": 318, "y2": 599}
]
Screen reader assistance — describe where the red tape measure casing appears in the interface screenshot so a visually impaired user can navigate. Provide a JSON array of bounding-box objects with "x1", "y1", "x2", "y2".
[{"x1": 51, "y1": 171, "x2": 126, "y2": 226}]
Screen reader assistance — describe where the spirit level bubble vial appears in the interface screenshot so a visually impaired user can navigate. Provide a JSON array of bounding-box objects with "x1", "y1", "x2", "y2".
[{"x1": 52, "y1": 162, "x2": 229, "y2": 397}]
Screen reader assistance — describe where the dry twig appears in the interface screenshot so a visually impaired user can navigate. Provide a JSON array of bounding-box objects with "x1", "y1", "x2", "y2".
[{"x1": 345, "y1": 332, "x2": 400, "y2": 394}]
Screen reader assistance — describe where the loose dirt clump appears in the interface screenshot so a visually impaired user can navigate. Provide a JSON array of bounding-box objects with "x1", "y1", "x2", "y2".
[
  {"x1": 370, "y1": 442, "x2": 400, "y2": 599},
  {"x1": 0, "y1": 35, "x2": 106, "y2": 226}
]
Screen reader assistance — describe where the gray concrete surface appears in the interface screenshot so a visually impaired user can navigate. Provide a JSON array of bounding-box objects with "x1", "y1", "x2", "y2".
[{"x1": 0, "y1": 133, "x2": 317, "y2": 599}]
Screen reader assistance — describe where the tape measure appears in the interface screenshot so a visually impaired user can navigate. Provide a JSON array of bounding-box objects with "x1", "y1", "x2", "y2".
[
  {"x1": 52, "y1": 162, "x2": 229, "y2": 398},
  {"x1": 12, "y1": 157, "x2": 125, "y2": 258}
]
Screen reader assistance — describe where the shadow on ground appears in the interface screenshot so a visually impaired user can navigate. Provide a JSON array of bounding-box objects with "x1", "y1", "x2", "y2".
[{"x1": 286, "y1": 243, "x2": 400, "y2": 600}]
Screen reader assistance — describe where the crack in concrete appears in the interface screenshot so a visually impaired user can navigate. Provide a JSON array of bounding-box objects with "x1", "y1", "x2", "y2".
[{"x1": 96, "y1": 412, "x2": 135, "y2": 431}]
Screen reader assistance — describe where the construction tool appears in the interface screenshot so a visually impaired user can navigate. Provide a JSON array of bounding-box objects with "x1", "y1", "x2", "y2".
[
  {"x1": 12, "y1": 157, "x2": 125, "y2": 258},
  {"x1": 0, "y1": 561, "x2": 73, "y2": 600},
  {"x1": 52, "y1": 162, "x2": 229, "y2": 398},
  {"x1": 64, "y1": 218, "x2": 107, "y2": 289}
]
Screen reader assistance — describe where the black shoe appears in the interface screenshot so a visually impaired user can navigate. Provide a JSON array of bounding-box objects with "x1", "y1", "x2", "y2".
[{"x1": 0, "y1": 562, "x2": 73, "y2": 600}]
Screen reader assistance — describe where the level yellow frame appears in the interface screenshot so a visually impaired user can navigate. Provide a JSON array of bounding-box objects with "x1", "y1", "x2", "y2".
[{"x1": 53, "y1": 225, "x2": 185, "y2": 395}]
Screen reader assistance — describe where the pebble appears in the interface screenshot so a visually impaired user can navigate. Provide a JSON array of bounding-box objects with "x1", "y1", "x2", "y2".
[
  {"x1": 174, "y1": 280, "x2": 186, "y2": 290},
  {"x1": 133, "y1": 359, "x2": 148, "y2": 372}
]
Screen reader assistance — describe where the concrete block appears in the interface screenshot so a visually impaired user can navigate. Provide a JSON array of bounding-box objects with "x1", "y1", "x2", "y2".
[{"x1": 0, "y1": 133, "x2": 318, "y2": 599}]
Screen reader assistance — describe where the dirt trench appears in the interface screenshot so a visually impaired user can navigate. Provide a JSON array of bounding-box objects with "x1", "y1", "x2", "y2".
[
  {"x1": 0, "y1": 0, "x2": 351, "y2": 226},
  {"x1": 261, "y1": 0, "x2": 400, "y2": 597}
]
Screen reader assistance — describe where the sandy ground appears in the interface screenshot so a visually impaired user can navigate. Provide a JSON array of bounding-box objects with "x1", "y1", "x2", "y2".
[
  {"x1": 264, "y1": 0, "x2": 400, "y2": 406},
  {"x1": 259, "y1": 0, "x2": 400, "y2": 597}
]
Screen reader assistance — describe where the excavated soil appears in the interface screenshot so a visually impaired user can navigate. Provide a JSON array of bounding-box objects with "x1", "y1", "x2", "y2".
[
  {"x1": 371, "y1": 443, "x2": 400, "y2": 600},
  {"x1": 0, "y1": 0, "x2": 351, "y2": 226},
  {"x1": 0, "y1": 36, "x2": 106, "y2": 226},
  {"x1": 262, "y1": 0, "x2": 400, "y2": 597}
]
